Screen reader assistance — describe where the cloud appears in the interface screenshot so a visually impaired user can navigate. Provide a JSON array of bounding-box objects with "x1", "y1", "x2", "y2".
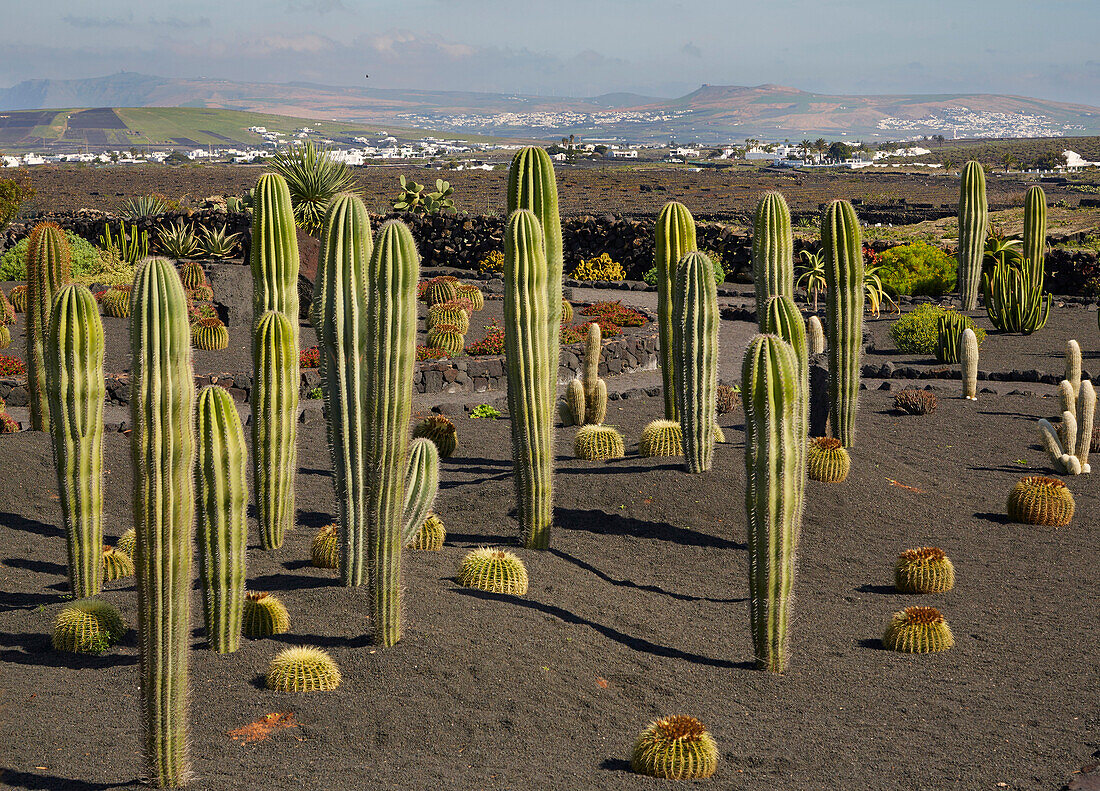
[
  {"x1": 681, "y1": 42, "x2": 702, "y2": 58},
  {"x1": 150, "y1": 16, "x2": 213, "y2": 30},
  {"x1": 280, "y1": 0, "x2": 346, "y2": 13},
  {"x1": 62, "y1": 12, "x2": 134, "y2": 28}
]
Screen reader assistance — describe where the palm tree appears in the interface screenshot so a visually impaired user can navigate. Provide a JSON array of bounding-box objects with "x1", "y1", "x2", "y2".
[
  {"x1": 796, "y1": 250, "x2": 827, "y2": 311},
  {"x1": 1001, "y1": 153, "x2": 1017, "y2": 172},
  {"x1": 813, "y1": 139, "x2": 828, "y2": 163}
]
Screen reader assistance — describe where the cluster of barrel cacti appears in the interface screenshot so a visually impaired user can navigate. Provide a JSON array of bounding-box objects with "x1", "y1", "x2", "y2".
[{"x1": 421, "y1": 275, "x2": 484, "y2": 357}]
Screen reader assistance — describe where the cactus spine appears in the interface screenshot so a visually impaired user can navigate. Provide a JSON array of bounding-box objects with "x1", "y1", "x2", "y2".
[
  {"x1": 195, "y1": 386, "x2": 247, "y2": 654},
  {"x1": 742, "y1": 334, "x2": 804, "y2": 673},
  {"x1": 752, "y1": 192, "x2": 794, "y2": 318},
  {"x1": 252, "y1": 310, "x2": 297, "y2": 549},
  {"x1": 822, "y1": 200, "x2": 864, "y2": 447},
  {"x1": 655, "y1": 202, "x2": 697, "y2": 419},
  {"x1": 957, "y1": 161, "x2": 987, "y2": 310},
  {"x1": 1065, "y1": 339, "x2": 1082, "y2": 400},
  {"x1": 961, "y1": 328, "x2": 979, "y2": 400},
  {"x1": 130, "y1": 257, "x2": 195, "y2": 787},
  {"x1": 1039, "y1": 378, "x2": 1095, "y2": 475},
  {"x1": 46, "y1": 284, "x2": 105, "y2": 598},
  {"x1": 672, "y1": 251, "x2": 719, "y2": 473},
  {"x1": 504, "y1": 209, "x2": 556, "y2": 549},
  {"x1": 26, "y1": 222, "x2": 71, "y2": 430}
]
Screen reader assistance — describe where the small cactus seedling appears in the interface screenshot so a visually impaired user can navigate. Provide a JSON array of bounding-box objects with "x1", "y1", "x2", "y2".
[
  {"x1": 894, "y1": 547, "x2": 955, "y2": 593},
  {"x1": 102, "y1": 545, "x2": 134, "y2": 582},
  {"x1": 412, "y1": 415, "x2": 458, "y2": 458},
  {"x1": 311, "y1": 524, "x2": 340, "y2": 569},
  {"x1": 573, "y1": 425, "x2": 625, "y2": 460},
  {"x1": 630, "y1": 715, "x2": 719, "y2": 780},
  {"x1": 116, "y1": 528, "x2": 136, "y2": 558},
  {"x1": 426, "y1": 323, "x2": 465, "y2": 357},
  {"x1": 266, "y1": 646, "x2": 341, "y2": 692},
  {"x1": 242, "y1": 591, "x2": 290, "y2": 637},
  {"x1": 192, "y1": 317, "x2": 229, "y2": 350},
  {"x1": 52, "y1": 599, "x2": 126, "y2": 653},
  {"x1": 458, "y1": 548, "x2": 529, "y2": 595},
  {"x1": 883, "y1": 606, "x2": 954, "y2": 653},
  {"x1": 639, "y1": 420, "x2": 683, "y2": 457},
  {"x1": 455, "y1": 283, "x2": 485, "y2": 311},
  {"x1": 408, "y1": 513, "x2": 445, "y2": 551},
  {"x1": 806, "y1": 436, "x2": 850, "y2": 482},
  {"x1": 1007, "y1": 476, "x2": 1074, "y2": 526},
  {"x1": 894, "y1": 389, "x2": 937, "y2": 415}
]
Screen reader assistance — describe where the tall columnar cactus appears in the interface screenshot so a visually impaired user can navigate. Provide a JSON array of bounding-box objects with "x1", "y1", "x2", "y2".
[
  {"x1": 129, "y1": 256, "x2": 195, "y2": 787},
  {"x1": 252, "y1": 310, "x2": 298, "y2": 550},
  {"x1": 957, "y1": 161, "x2": 988, "y2": 310},
  {"x1": 751, "y1": 192, "x2": 793, "y2": 318},
  {"x1": 400, "y1": 437, "x2": 439, "y2": 546},
  {"x1": 761, "y1": 295, "x2": 809, "y2": 447},
  {"x1": 195, "y1": 386, "x2": 247, "y2": 654},
  {"x1": 742, "y1": 334, "x2": 804, "y2": 673},
  {"x1": 46, "y1": 284, "x2": 105, "y2": 599},
  {"x1": 1023, "y1": 185, "x2": 1047, "y2": 278},
  {"x1": 504, "y1": 209, "x2": 556, "y2": 549},
  {"x1": 26, "y1": 222, "x2": 72, "y2": 430},
  {"x1": 961, "y1": 328, "x2": 979, "y2": 401},
  {"x1": 672, "y1": 251, "x2": 719, "y2": 473},
  {"x1": 822, "y1": 200, "x2": 864, "y2": 447},
  {"x1": 251, "y1": 173, "x2": 300, "y2": 332},
  {"x1": 654, "y1": 202, "x2": 697, "y2": 420},
  {"x1": 560, "y1": 322, "x2": 607, "y2": 427}
]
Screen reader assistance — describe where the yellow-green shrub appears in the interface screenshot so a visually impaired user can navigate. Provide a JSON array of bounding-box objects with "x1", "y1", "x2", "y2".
[{"x1": 572, "y1": 252, "x2": 626, "y2": 282}]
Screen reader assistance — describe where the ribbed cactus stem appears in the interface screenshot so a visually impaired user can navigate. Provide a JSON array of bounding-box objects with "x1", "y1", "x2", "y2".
[
  {"x1": 252, "y1": 310, "x2": 298, "y2": 550},
  {"x1": 312, "y1": 193, "x2": 372, "y2": 587},
  {"x1": 957, "y1": 161, "x2": 988, "y2": 310},
  {"x1": 742, "y1": 334, "x2": 804, "y2": 673},
  {"x1": 752, "y1": 192, "x2": 794, "y2": 318},
  {"x1": 46, "y1": 284, "x2": 105, "y2": 599},
  {"x1": 822, "y1": 200, "x2": 864, "y2": 447},
  {"x1": 364, "y1": 220, "x2": 419, "y2": 646},
  {"x1": 1065, "y1": 340, "x2": 1082, "y2": 400},
  {"x1": 251, "y1": 173, "x2": 300, "y2": 334},
  {"x1": 26, "y1": 222, "x2": 71, "y2": 430},
  {"x1": 672, "y1": 251, "x2": 719, "y2": 474},
  {"x1": 807, "y1": 315, "x2": 825, "y2": 355},
  {"x1": 195, "y1": 386, "x2": 248, "y2": 654},
  {"x1": 960, "y1": 328, "x2": 979, "y2": 400},
  {"x1": 504, "y1": 209, "x2": 556, "y2": 549},
  {"x1": 1077, "y1": 380, "x2": 1095, "y2": 473},
  {"x1": 1023, "y1": 185, "x2": 1047, "y2": 282},
  {"x1": 761, "y1": 295, "x2": 809, "y2": 449},
  {"x1": 580, "y1": 322, "x2": 607, "y2": 426},
  {"x1": 130, "y1": 256, "x2": 195, "y2": 788},
  {"x1": 655, "y1": 201, "x2": 697, "y2": 420},
  {"x1": 400, "y1": 438, "x2": 440, "y2": 546}
]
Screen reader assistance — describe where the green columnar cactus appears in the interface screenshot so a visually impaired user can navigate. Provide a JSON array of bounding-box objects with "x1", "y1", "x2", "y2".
[
  {"x1": 400, "y1": 437, "x2": 439, "y2": 547},
  {"x1": 195, "y1": 386, "x2": 248, "y2": 654},
  {"x1": 26, "y1": 222, "x2": 72, "y2": 430},
  {"x1": 961, "y1": 328, "x2": 979, "y2": 400},
  {"x1": 251, "y1": 173, "x2": 300, "y2": 334},
  {"x1": 266, "y1": 646, "x2": 341, "y2": 691},
  {"x1": 742, "y1": 334, "x2": 804, "y2": 673},
  {"x1": 559, "y1": 322, "x2": 608, "y2": 427},
  {"x1": 1023, "y1": 185, "x2": 1047, "y2": 278},
  {"x1": 986, "y1": 184, "x2": 1051, "y2": 334},
  {"x1": 957, "y1": 161, "x2": 988, "y2": 310},
  {"x1": 934, "y1": 312, "x2": 967, "y2": 364},
  {"x1": 654, "y1": 202, "x2": 698, "y2": 420},
  {"x1": 673, "y1": 251, "x2": 719, "y2": 473},
  {"x1": 573, "y1": 424, "x2": 625, "y2": 460},
  {"x1": 807, "y1": 315, "x2": 825, "y2": 355},
  {"x1": 760, "y1": 295, "x2": 809, "y2": 450},
  {"x1": 822, "y1": 200, "x2": 864, "y2": 447},
  {"x1": 751, "y1": 191, "x2": 794, "y2": 318},
  {"x1": 129, "y1": 256, "x2": 195, "y2": 788},
  {"x1": 507, "y1": 146, "x2": 563, "y2": 328},
  {"x1": 46, "y1": 284, "x2": 105, "y2": 599},
  {"x1": 503, "y1": 210, "x2": 556, "y2": 550},
  {"x1": 253, "y1": 310, "x2": 298, "y2": 550}
]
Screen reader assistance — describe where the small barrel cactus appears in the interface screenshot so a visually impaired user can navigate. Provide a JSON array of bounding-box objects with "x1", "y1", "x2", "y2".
[
  {"x1": 408, "y1": 513, "x2": 445, "y2": 551},
  {"x1": 426, "y1": 324, "x2": 465, "y2": 356},
  {"x1": 9, "y1": 285, "x2": 27, "y2": 313},
  {"x1": 102, "y1": 545, "x2": 134, "y2": 582},
  {"x1": 242, "y1": 591, "x2": 290, "y2": 637},
  {"x1": 179, "y1": 262, "x2": 206, "y2": 289},
  {"x1": 1007, "y1": 476, "x2": 1074, "y2": 526},
  {"x1": 412, "y1": 414, "x2": 458, "y2": 458},
  {"x1": 427, "y1": 299, "x2": 471, "y2": 334},
  {"x1": 561, "y1": 298, "x2": 573, "y2": 323},
  {"x1": 266, "y1": 646, "x2": 341, "y2": 692},
  {"x1": 573, "y1": 424, "x2": 625, "y2": 460},
  {"x1": 311, "y1": 524, "x2": 340, "y2": 569},
  {"x1": 639, "y1": 419, "x2": 682, "y2": 457},
  {"x1": 458, "y1": 548, "x2": 529, "y2": 595},
  {"x1": 188, "y1": 284, "x2": 215, "y2": 302},
  {"x1": 116, "y1": 528, "x2": 136, "y2": 558},
  {"x1": 883, "y1": 606, "x2": 954, "y2": 653},
  {"x1": 456, "y1": 283, "x2": 484, "y2": 311},
  {"x1": 806, "y1": 436, "x2": 850, "y2": 482},
  {"x1": 894, "y1": 389, "x2": 937, "y2": 415},
  {"x1": 192, "y1": 317, "x2": 229, "y2": 350},
  {"x1": 424, "y1": 278, "x2": 458, "y2": 306},
  {"x1": 894, "y1": 547, "x2": 955, "y2": 594},
  {"x1": 52, "y1": 599, "x2": 126, "y2": 653},
  {"x1": 100, "y1": 287, "x2": 132, "y2": 318},
  {"x1": 631, "y1": 715, "x2": 719, "y2": 780},
  {"x1": 807, "y1": 315, "x2": 825, "y2": 355}
]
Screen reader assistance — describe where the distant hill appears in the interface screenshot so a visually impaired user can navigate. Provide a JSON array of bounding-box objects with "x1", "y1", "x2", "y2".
[{"x1": 3, "y1": 72, "x2": 1099, "y2": 143}]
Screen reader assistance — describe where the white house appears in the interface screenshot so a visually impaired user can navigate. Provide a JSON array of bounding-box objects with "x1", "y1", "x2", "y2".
[{"x1": 607, "y1": 148, "x2": 638, "y2": 159}]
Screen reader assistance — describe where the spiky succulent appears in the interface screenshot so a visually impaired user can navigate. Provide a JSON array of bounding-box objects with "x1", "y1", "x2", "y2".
[
  {"x1": 806, "y1": 436, "x2": 850, "y2": 482},
  {"x1": 197, "y1": 224, "x2": 241, "y2": 260},
  {"x1": 630, "y1": 715, "x2": 719, "y2": 780},
  {"x1": 412, "y1": 415, "x2": 458, "y2": 458},
  {"x1": 573, "y1": 425, "x2": 625, "y2": 460},
  {"x1": 715, "y1": 385, "x2": 740, "y2": 414},
  {"x1": 266, "y1": 646, "x2": 341, "y2": 692},
  {"x1": 1007, "y1": 476, "x2": 1074, "y2": 527},
  {"x1": 52, "y1": 599, "x2": 126, "y2": 653},
  {"x1": 455, "y1": 283, "x2": 485, "y2": 311},
  {"x1": 179, "y1": 262, "x2": 206, "y2": 289},
  {"x1": 894, "y1": 547, "x2": 955, "y2": 594},
  {"x1": 242, "y1": 591, "x2": 291, "y2": 637},
  {"x1": 407, "y1": 513, "x2": 445, "y2": 551},
  {"x1": 269, "y1": 140, "x2": 356, "y2": 233},
  {"x1": 102, "y1": 545, "x2": 134, "y2": 582},
  {"x1": 116, "y1": 528, "x2": 136, "y2": 558},
  {"x1": 8, "y1": 285, "x2": 26, "y2": 313},
  {"x1": 458, "y1": 548, "x2": 529, "y2": 595},
  {"x1": 894, "y1": 389, "x2": 937, "y2": 415},
  {"x1": 639, "y1": 419, "x2": 683, "y2": 457},
  {"x1": 883, "y1": 606, "x2": 954, "y2": 653},
  {"x1": 427, "y1": 299, "x2": 471, "y2": 334},
  {"x1": 100, "y1": 286, "x2": 132, "y2": 318},
  {"x1": 156, "y1": 221, "x2": 199, "y2": 260},
  {"x1": 423, "y1": 278, "x2": 459, "y2": 307},
  {"x1": 311, "y1": 524, "x2": 340, "y2": 569},
  {"x1": 426, "y1": 324, "x2": 465, "y2": 357},
  {"x1": 192, "y1": 317, "x2": 229, "y2": 350}
]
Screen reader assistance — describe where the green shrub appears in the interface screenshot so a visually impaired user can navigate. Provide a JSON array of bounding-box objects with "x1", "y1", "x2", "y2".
[
  {"x1": 889, "y1": 304, "x2": 985, "y2": 355},
  {"x1": 876, "y1": 242, "x2": 956, "y2": 297},
  {"x1": 1, "y1": 230, "x2": 123, "y2": 282}
]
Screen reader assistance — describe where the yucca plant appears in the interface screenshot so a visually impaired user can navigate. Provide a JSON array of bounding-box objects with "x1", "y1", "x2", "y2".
[
  {"x1": 269, "y1": 140, "x2": 355, "y2": 233},
  {"x1": 156, "y1": 221, "x2": 199, "y2": 260},
  {"x1": 197, "y1": 224, "x2": 241, "y2": 259}
]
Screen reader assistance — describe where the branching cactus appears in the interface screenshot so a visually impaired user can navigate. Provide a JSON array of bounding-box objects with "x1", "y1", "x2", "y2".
[
  {"x1": 961, "y1": 328, "x2": 979, "y2": 401},
  {"x1": 195, "y1": 386, "x2": 247, "y2": 654},
  {"x1": 822, "y1": 200, "x2": 864, "y2": 447},
  {"x1": 46, "y1": 284, "x2": 105, "y2": 599},
  {"x1": 26, "y1": 222, "x2": 72, "y2": 430},
  {"x1": 742, "y1": 334, "x2": 804, "y2": 673},
  {"x1": 673, "y1": 251, "x2": 719, "y2": 473},
  {"x1": 560, "y1": 322, "x2": 607, "y2": 426},
  {"x1": 751, "y1": 192, "x2": 793, "y2": 318},
  {"x1": 252, "y1": 310, "x2": 298, "y2": 550},
  {"x1": 655, "y1": 201, "x2": 697, "y2": 419},
  {"x1": 129, "y1": 256, "x2": 195, "y2": 787},
  {"x1": 957, "y1": 161, "x2": 987, "y2": 310},
  {"x1": 1039, "y1": 378, "x2": 1095, "y2": 475},
  {"x1": 504, "y1": 209, "x2": 556, "y2": 549}
]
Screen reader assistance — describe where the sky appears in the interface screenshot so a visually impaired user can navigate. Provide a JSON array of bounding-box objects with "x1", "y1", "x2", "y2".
[{"x1": 2, "y1": 0, "x2": 1098, "y2": 105}]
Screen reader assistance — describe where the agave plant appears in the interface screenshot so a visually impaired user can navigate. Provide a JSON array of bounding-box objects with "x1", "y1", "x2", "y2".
[
  {"x1": 269, "y1": 140, "x2": 355, "y2": 233},
  {"x1": 157, "y1": 221, "x2": 199, "y2": 260},
  {"x1": 796, "y1": 249, "x2": 826, "y2": 311},
  {"x1": 197, "y1": 224, "x2": 241, "y2": 259},
  {"x1": 123, "y1": 194, "x2": 168, "y2": 219},
  {"x1": 983, "y1": 224, "x2": 1022, "y2": 276}
]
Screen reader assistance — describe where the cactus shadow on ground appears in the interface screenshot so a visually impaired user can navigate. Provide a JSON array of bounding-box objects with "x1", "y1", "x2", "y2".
[
  {"x1": 0, "y1": 630, "x2": 137, "y2": 670},
  {"x1": 2, "y1": 557, "x2": 67, "y2": 575},
  {"x1": 0, "y1": 768, "x2": 134, "y2": 790},
  {"x1": 549, "y1": 549, "x2": 747, "y2": 604},
  {"x1": 0, "y1": 512, "x2": 64, "y2": 538},
  {"x1": 557, "y1": 507, "x2": 746, "y2": 550}
]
